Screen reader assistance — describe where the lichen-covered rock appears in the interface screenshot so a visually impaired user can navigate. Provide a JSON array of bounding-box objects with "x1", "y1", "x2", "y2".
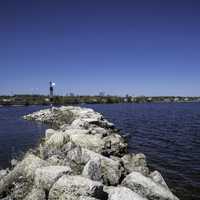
[
  {"x1": 102, "y1": 134, "x2": 127, "y2": 156},
  {"x1": 46, "y1": 131, "x2": 70, "y2": 147},
  {"x1": 67, "y1": 147, "x2": 123, "y2": 185},
  {"x1": 121, "y1": 153, "x2": 149, "y2": 176},
  {"x1": 122, "y1": 171, "x2": 179, "y2": 200},
  {"x1": 70, "y1": 133, "x2": 104, "y2": 153},
  {"x1": 0, "y1": 154, "x2": 48, "y2": 197},
  {"x1": 35, "y1": 166, "x2": 72, "y2": 190},
  {"x1": 82, "y1": 157, "x2": 102, "y2": 182},
  {"x1": 45, "y1": 129, "x2": 57, "y2": 140},
  {"x1": 48, "y1": 175, "x2": 104, "y2": 200},
  {"x1": 106, "y1": 186, "x2": 148, "y2": 200},
  {"x1": 24, "y1": 187, "x2": 46, "y2": 200}
]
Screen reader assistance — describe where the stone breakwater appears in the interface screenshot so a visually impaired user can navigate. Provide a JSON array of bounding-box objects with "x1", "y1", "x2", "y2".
[{"x1": 0, "y1": 106, "x2": 179, "y2": 200}]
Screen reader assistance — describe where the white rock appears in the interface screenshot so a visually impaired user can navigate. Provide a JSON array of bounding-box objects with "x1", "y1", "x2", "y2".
[
  {"x1": 149, "y1": 170, "x2": 169, "y2": 189},
  {"x1": 21, "y1": 154, "x2": 48, "y2": 179},
  {"x1": 45, "y1": 129, "x2": 57, "y2": 140},
  {"x1": 35, "y1": 166, "x2": 72, "y2": 190},
  {"x1": 121, "y1": 153, "x2": 149, "y2": 176},
  {"x1": 0, "y1": 170, "x2": 8, "y2": 179},
  {"x1": 67, "y1": 147, "x2": 122, "y2": 185},
  {"x1": 107, "y1": 186, "x2": 148, "y2": 200},
  {"x1": 82, "y1": 157, "x2": 102, "y2": 182},
  {"x1": 79, "y1": 196, "x2": 100, "y2": 200},
  {"x1": 48, "y1": 175, "x2": 104, "y2": 200},
  {"x1": 64, "y1": 129, "x2": 90, "y2": 135},
  {"x1": 70, "y1": 133, "x2": 104, "y2": 153},
  {"x1": 46, "y1": 132, "x2": 70, "y2": 147},
  {"x1": 122, "y1": 171, "x2": 179, "y2": 200},
  {"x1": 24, "y1": 187, "x2": 46, "y2": 200}
]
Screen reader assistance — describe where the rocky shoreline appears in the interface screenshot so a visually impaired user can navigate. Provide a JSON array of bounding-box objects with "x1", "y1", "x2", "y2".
[{"x1": 0, "y1": 106, "x2": 179, "y2": 200}]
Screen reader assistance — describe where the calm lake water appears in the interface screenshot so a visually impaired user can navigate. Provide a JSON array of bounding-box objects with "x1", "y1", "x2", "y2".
[{"x1": 0, "y1": 103, "x2": 200, "y2": 200}]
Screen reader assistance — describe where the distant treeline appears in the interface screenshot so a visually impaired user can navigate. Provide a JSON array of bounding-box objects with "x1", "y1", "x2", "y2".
[{"x1": 0, "y1": 95, "x2": 200, "y2": 106}]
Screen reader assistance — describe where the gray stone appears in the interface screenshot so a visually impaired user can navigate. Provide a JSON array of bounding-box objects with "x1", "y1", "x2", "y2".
[
  {"x1": 103, "y1": 134, "x2": 127, "y2": 156},
  {"x1": 20, "y1": 153, "x2": 49, "y2": 179},
  {"x1": 0, "y1": 169, "x2": 9, "y2": 179},
  {"x1": 106, "y1": 186, "x2": 148, "y2": 200},
  {"x1": 24, "y1": 187, "x2": 46, "y2": 200},
  {"x1": 69, "y1": 133, "x2": 104, "y2": 153},
  {"x1": 121, "y1": 153, "x2": 149, "y2": 176},
  {"x1": 45, "y1": 129, "x2": 57, "y2": 140},
  {"x1": 48, "y1": 175, "x2": 104, "y2": 200},
  {"x1": 11, "y1": 159, "x2": 18, "y2": 167},
  {"x1": 35, "y1": 166, "x2": 72, "y2": 190},
  {"x1": 122, "y1": 171, "x2": 179, "y2": 200},
  {"x1": 149, "y1": 170, "x2": 169, "y2": 189},
  {"x1": 82, "y1": 157, "x2": 102, "y2": 182},
  {"x1": 46, "y1": 131, "x2": 70, "y2": 148},
  {"x1": 67, "y1": 147, "x2": 123, "y2": 185}
]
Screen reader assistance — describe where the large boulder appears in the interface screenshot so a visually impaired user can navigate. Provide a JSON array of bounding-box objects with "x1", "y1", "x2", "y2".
[
  {"x1": 0, "y1": 170, "x2": 9, "y2": 180},
  {"x1": 46, "y1": 131, "x2": 70, "y2": 148},
  {"x1": 102, "y1": 134, "x2": 127, "y2": 156},
  {"x1": 35, "y1": 166, "x2": 72, "y2": 190},
  {"x1": 20, "y1": 154, "x2": 48, "y2": 179},
  {"x1": 67, "y1": 147, "x2": 123, "y2": 185},
  {"x1": 106, "y1": 186, "x2": 148, "y2": 200},
  {"x1": 149, "y1": 170, "x2": 169, "y2": 190},
  {"x1": 121, "y1": 153, "x2": 149, "y2": 176},
  {"x1": 45, "y1": 129, "x2": 57, "y2": 140},
  {"x1": 90, "y1": 127, "x2": 108, "y2": 136},
  {"x1": 69, "y1": 133, "x2": 105, "y2": 153},
  {"x1": 24, "y1": 187, "x2": 46, "y2": 200},
  {"x1": 122, "y1": 171, "x2": 179, "y2": 200},
  {"x1": 48, "y1": 175, "x2": 105, "y2": 200},
  {"x1": 0, "y1": 154, "x2": 48, "y2": 197},
  {"x1": 82, "y1": 157, "x2": 102, "y2": 182}
]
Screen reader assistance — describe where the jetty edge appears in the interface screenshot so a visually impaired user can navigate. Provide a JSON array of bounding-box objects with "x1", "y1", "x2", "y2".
[{"x1": 0, "y1": 106, "x2": 179, "y2": 200}]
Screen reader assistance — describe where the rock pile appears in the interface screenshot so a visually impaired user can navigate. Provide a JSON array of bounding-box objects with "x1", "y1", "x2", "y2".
[{"x1": 0, "y1": 106, "x2": 179, "y2": 200}]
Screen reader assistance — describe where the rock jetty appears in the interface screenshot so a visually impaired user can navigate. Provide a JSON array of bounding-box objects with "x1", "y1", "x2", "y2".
[{"x1": 0, "y1": 106, "x2": 179, "y2": 200}]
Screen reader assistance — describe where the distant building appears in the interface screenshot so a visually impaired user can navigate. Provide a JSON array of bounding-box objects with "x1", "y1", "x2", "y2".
[
  {"x1": 99, "y1": 92, "x2": 105, "y2": 97},
  {"x1": 2, "y1": 99, "x2": 12, "y2": 102},
  {"x1": 164, "y1": 98, "x2": 171, "y2": 103},
  {"x1": 45, "y1": 98, "x2": 50, "y2": 102},
  {"x1": 147, "y1": 97, "x2": 152, "y2": 102},
  {"x1": 174, "y1": 97, "x2": 180, "y2": 102}
]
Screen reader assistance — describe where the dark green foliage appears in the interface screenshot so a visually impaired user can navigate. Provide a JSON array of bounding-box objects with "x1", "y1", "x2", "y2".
[{"x1": 0, "y1": 95, "x2": 199, "y2": 105}]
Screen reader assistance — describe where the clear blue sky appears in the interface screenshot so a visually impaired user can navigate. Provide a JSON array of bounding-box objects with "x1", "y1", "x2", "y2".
[{"x1": 1, "y1": 0, "x2": 200, "y2": 96}]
